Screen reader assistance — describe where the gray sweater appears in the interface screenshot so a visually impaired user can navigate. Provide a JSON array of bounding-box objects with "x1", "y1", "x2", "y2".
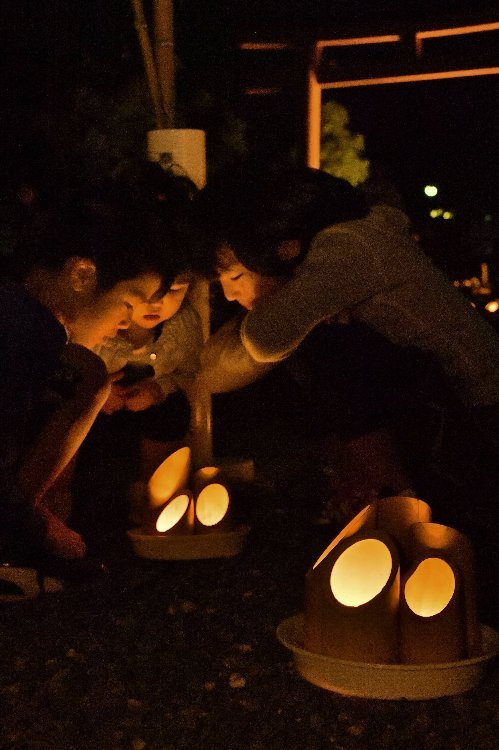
[{"x1": 203, "y1": 206, "x2": 499, "y2": 406}]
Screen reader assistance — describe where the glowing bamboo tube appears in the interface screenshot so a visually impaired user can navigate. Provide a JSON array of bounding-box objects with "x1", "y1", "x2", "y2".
[
  {"x1": 402, "y1": 522, "x2": 481, "y2": 658},
  {"x1": 304, "y1": 529, "x2": 400, "y2": 663},
  {"x1": 400, "y1": 553, "x2": 464, "y2": 663}
]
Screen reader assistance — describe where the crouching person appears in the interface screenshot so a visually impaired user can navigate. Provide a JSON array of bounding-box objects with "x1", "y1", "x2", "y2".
[{"x1": 0, "y1": 192, "x2": 172, "y2": 583}]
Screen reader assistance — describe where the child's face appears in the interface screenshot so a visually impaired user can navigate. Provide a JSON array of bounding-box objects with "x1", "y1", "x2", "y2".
[
  {"x1": 131, "y1": 278, "x2": 190, "y2": 329},
  {"x1": 216, "y1": 246, "x2": 282, "y2": 311},
  {"x1": 70, "y1": 272, "x2": 164, "y2": 348}
]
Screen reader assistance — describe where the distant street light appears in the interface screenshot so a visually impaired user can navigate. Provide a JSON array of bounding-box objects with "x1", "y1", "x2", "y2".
[{"x1": 424, "y1": 185, "x2": 438, "y2": 197}]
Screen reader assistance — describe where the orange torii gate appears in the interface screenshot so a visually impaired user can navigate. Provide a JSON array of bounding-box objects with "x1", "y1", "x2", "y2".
[{"x1": 238, "y1": 17, "x2": 499, "y2": 167}]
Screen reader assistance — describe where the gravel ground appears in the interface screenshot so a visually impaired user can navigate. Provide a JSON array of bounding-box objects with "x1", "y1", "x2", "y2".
[{"x1": 1, "y1": 376, "x2": 498, "y2": 750}]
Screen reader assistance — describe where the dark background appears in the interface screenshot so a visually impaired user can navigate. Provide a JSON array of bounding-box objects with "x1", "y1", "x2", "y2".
[{"x1": 1, "y1": 1, "x2": 498, "y2": 279}]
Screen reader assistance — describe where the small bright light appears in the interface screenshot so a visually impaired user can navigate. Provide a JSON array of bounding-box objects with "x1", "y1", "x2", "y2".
[
  {"x1": 485, "y1": 299, "x2": 499, "y2": 313},
  {"x1": 443, "y1": 211, "x2": 454, "y2": 220},
  {"x1": 424, "y1": 185, "x2": 438, "y2": 197},
  {"x1": 430, "y1": 209, "x2": 443, "y2": 218}
]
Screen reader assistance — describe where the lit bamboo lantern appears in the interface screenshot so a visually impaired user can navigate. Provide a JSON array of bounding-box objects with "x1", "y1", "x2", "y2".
[
  {"x1": 192, "y1": 467, "x2": 232, "y2": 534},
  {"x1": 153, "y1": 490, "x2": 195, "y2": 536},
  {"x1": 400, "y1": 522, "x2": 481, "y2": 660},
  {"x1": 304, "y1": 529, "x2": 400, "y2": 663}
]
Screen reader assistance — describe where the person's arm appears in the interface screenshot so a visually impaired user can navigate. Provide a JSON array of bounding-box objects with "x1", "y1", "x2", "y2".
[
  {"x1": 199, "y1": 315, "x2": 275, "y2": 394},
  {"x1": 153, "y1": 304, "x2": 204, "y2": 396},
  {"x1": 240, "y1": 227, "x2": 378, "y2": 362},
  {"x1": 17, "y1": 343, "x2": 118, "y2": 504}
]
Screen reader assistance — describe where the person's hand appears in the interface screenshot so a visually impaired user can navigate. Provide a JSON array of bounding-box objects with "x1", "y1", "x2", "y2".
[
  {"x1": 101, "y1": 383, "x2": 127, "y2": 415},
  {"x1": 120, "y1": 378, "x2": 164, "y2": 412}
]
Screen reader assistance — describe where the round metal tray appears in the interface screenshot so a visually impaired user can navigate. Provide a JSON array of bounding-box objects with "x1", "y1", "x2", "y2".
[
  {"x1": 277, "y1": 614, "x2": 499, "y2": 700},
  {"x1": 127, "y1": 524, "x2": 250, "y2": 560}
]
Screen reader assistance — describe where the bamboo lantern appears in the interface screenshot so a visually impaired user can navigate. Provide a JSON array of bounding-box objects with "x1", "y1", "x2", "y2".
[
  {"x1": 304, "y1": 529, "x2": 400, "y2": 663},
  {"x1": 400, "y1": 522, "x2": 481, "y2": 661},
  {"x1": 303, "y1": 496, "x2": 432, "y2": 664},
  {"x1": 153, "y1": 490, "x2": 195, "y2": 536},
  {"x1": 192, "y1": 466, "x2": 233, "y2": 534}
]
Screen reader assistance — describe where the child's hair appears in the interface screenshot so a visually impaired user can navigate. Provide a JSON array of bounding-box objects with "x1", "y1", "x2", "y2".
[
  {"x1": 10, "y1": 181, "x2": 190, "y2": 294},
  {"x1": 192, "y1": 162, "x2": 369, "y2": 277}
]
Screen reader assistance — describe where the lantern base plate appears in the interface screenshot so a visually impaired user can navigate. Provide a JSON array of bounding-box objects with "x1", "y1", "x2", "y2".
[
  {"x1": 127, "y1": 524, "x2": 250, "y2": 560},
  {"x1": 277, "y1": 614, "x2": 499, "y2": 700}
]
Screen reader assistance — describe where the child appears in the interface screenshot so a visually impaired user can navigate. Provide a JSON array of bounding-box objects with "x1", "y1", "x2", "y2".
[
  {"x1": 194, "y1": 164, "x2": 499, "y2": 523},
  {"x1": 90, "y1": 267, "x2": 202, "y2": 526}
]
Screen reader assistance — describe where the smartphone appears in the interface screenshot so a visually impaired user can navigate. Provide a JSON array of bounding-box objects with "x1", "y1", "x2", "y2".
[{"x1": 118, "y1": 363, "x2": 155, "y2": 387}]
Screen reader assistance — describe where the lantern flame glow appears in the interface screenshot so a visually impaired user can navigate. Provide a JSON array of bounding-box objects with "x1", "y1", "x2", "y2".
[
  {"x1": 330, "y1": 538, "x2": 393, "y2": 607},
  {"x1": 404, "y1": 557, "x2": 455, "y2": 617},
  {"x1": 196, "y1": 483, "x2": 230, "y2": 527},
  {"x1": 156, "y1": 494, "x2": 191, "y2": 532}
]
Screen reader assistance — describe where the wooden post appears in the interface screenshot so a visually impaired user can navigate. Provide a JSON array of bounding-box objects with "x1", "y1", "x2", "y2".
[
  {"x1": 130, "y1": 0, "x2": 166, "y2": 128},
  {"x1": 306, "y1": 43, "x2": 323, "y2": 168},
  {"x1": 142, "y1": 0, "x2": 213, "y2": 467},
  {"x1": 154, "y1": 0, "x2": 175, "y2": 128}
]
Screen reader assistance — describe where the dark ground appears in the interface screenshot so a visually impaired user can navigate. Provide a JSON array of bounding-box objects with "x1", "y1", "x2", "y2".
[{"x1": 0, "y1": 371, "x2": 498, "y2": 750}]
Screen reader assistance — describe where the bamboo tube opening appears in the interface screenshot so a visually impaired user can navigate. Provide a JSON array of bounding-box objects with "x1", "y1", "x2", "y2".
[
  {"x1": 156, "y1": 493, "x2": 191, "y2": 532},
  {"x1": 404, "y1": 557, "x2": 456, "y2": 617},
  {"x1": 329, "y1": 538, "x2": 393, "y2": 607},
  {"x1": 196, "y1": 483, "x2": 230, "y2": 527}
]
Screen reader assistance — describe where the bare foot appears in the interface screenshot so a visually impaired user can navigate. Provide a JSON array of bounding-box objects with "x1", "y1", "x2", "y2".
[{"x1": 35, "y1": 506, "x2": 87, "y2": 559}]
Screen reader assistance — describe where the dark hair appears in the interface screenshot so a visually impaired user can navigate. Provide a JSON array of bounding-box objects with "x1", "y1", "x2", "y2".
[
  {"x1": 11, "y1": 182, "x2": 191, "y2": 293},
  {"x1": 192, "y1": 164, "x2": 369, "y2": 277}
]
